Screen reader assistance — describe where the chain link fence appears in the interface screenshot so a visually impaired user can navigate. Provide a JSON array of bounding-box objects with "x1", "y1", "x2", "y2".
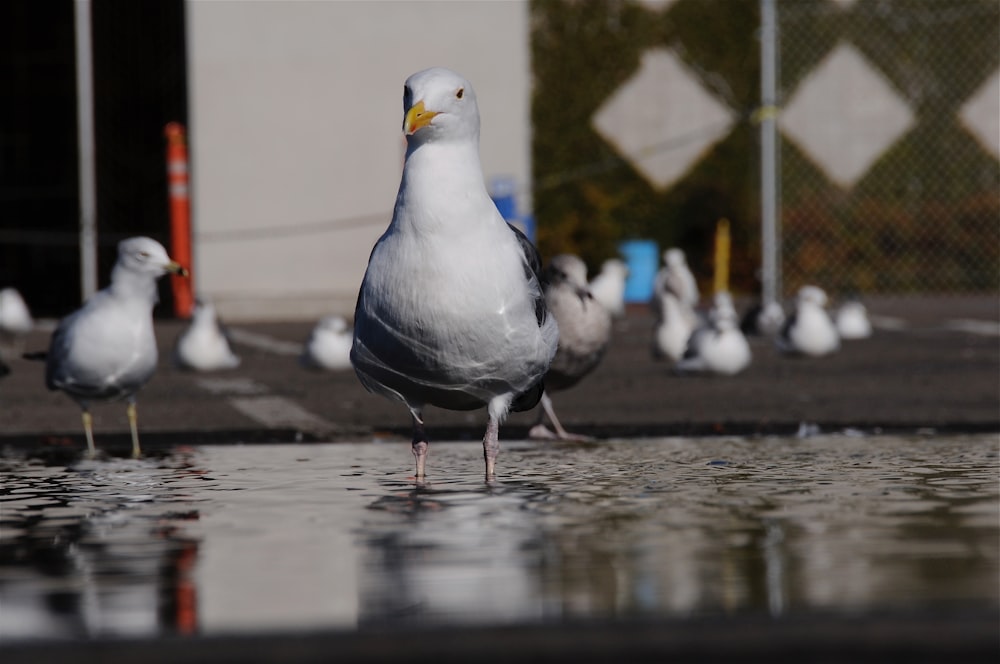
[{"x1": 775, "y1": 0, "x2": 998, "y2": 296}]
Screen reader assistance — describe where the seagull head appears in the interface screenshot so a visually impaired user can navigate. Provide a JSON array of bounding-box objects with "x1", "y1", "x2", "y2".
[
  {"x1": 544, "y1": 254, "x2": 592, "y2": 303},
  {"x1": 664, "y1": 248, "x2": 687, "y2": 268},
  {"x1": 401, "y1": 67, "x2": 479, "y2": 144},
  {"x1": 116, "y1": 237, "x2": 188, "y2": 279}
]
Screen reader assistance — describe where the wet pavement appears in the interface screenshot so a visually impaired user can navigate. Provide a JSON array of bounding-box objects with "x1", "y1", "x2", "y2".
[{"x1": 1, "y1": 294, "x2": 998, "y2": 661}]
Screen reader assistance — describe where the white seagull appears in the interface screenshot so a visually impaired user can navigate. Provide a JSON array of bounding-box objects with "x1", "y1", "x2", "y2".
[
  {"x1": 777, "y1": 285, "x2": 840, "y2": 357},
  {"x1": 676, "y1": 292, "x2": 751, "y2": 375},
  {"x1": 34, "y1": 237, "x2": 187, "y2": 458},
  {"x1": 654, "y1": 248, "x2": 699, "y2": 307},
  {"x1": 835, "y1": 299, "x2": 873, "y2": 340},
  {"x1": 351, "y1": 67, "x2": 558, "y2": 479},
  {"x1": 588, "y1": 257, "x2": 628, "y2": 318},
  {"x1": 529, "y1": 254, "x2": 612, "y2": 441},
  {"x1": 0, "y1": 287, "x2": 34, "y2": 339},
  {"x1": 301, "y1": 315, "x2": 353, "y2": 371},
  {"x1": 652, "y1": 291, "x2": 695, "y2": 362},
  {"x1": 173, "y1": 299, "x2": 241, "y2": 371}
]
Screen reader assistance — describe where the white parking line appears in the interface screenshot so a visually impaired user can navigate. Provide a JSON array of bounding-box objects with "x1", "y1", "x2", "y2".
[
  {"x1": 194, "y1": 377, "x2": 335, "y2": 434},
  {"x1": 226, "y1": 328, "x2": 304, "y2": 356},
  {"x1": 944, "y1": 319, "x2": 1000, "y2": 337}
]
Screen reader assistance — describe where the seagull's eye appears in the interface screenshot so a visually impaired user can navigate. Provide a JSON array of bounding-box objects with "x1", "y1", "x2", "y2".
[
  {"x1": 138, "y1": 251, "x2": 150, "y2": 259},
  {"x1": 455, "y1": 88, "x2": 464, "y2": 100}
]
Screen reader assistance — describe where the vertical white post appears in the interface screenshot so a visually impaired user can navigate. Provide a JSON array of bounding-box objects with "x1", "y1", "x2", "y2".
[
  {"x1": 760, "y1": 0, "x2": 780, "y2": 306},
  {"x1": 75, "y1": 0, "x2": 98, "y2": 302}
]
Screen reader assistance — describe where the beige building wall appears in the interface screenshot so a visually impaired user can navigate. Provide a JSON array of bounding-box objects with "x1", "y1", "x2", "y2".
[{"x1": 186, "y1": 0, "x2": 530, "y2": 321}]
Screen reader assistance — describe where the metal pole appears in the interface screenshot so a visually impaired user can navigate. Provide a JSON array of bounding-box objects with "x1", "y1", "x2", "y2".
[
  {"x1": 75, "y1": 0, "x2": 98, "y2": 302},
  {"x1": 759, "y1": 0, "x2": 779, "y2": 306}
]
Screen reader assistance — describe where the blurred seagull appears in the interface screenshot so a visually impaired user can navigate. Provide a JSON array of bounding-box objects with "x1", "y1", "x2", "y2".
[
  {"x1": 654, "y1": 248, "x2": 699, "y2": 308},
  {"x1": 529, "y1": 254, "x2": 612, "y2": 441},
  {"x1": 301, "y1": 315, "x2": 353, "y2": 371},
  {"x1": 835, "y1": 299, "x2": 873, "y2": 340},
  {"x1": 777, "y1": 285, "x2": 840, "y2": 357},
  {"x1": 677, "y1": 292, "x2": 751, "y2": 375},
  {"x1": 0, "y1": 287, "x2": 33, "y2": 339},
  {"x1": 173, "y1": 299, "x2": 241, "y2": 371},
  {"x1": 588, "y1": 257, "x2": 628, "y2": 318},
  {"x1": 652, "y1": 291, "x2": 695, "y2": 362},
  {"x1": 351, "y1": 67, "x2": 558, "y2": 479},
  {"x1": 29, "y1": 237, "x2": 187, "y2": 458}
]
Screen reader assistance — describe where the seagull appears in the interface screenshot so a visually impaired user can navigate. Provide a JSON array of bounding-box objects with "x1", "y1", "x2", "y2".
[
  {"x1": 0, "y1": 287, "x2": 34, "y2": 351},
  {"x1": 654, "y1": 248, "x2": 699, "y2": 307},
  {"x1": 173, "y1": 299, "x2": 240, "y2": 371},
  {"x1": 351, "y1": 67, "x2": 558, "y2": 479},
  {"x1": 529, "y1": 254, "x2": 612, "y2": 441},
  {"x1": 651, "y1": 291, "x2": 695, "y2": 362},
  {"x1": 835, "y1": 299, "x2": 873, "y2": 340},
  {"x1": 676, "y1": 292, "x2": 751, "y2": 375},
  {"x1": 32, "y1": 237, "x2": 187, "y2": 458},
  {"x1": 740, "y1": 299, "x2": 786, "y2": 336},
  {"x1": 301, "y1": 315, "x2": 353, "y2": 371},
  {"x1": 588, "y1": 258, "x2": 628, "y2": 318},
  {"x1": 777, "y1": 285, "x2": 840, "y2": 357}
]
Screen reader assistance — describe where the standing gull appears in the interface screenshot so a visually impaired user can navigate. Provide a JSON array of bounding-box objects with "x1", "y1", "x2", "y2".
[
  {"x1": 36, "y1": 237, "x2": 187, "y2": 457},
  {"x1": 173, "y1": 299, "x2": 240, "y2": 371},
  {"x1": 529, "y1": 254, "x2": 612, "y2": 441},
  {"x1": 835, "y1": 298, "x2": 873, "y2": 340},
  {"x1": 351, "y1": 67, "x2": 558, "y2": 479}
]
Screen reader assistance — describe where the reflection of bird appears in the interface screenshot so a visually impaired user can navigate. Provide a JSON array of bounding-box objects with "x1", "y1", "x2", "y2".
[
  {"x1": 301, "y1": 315, "x2": 353, "y2": 370},
  {"x1": 529, "y1": 254, "x2": 612, "y2": 441},
  {"x1": 835, "y1": 299, "x2": 873, "y2": 340},
  {"x1": 778, "y1": 285, "x2": 840, "y2": 357},
  {"x1": 677, "y1": 292, "x2": 751, "y2": 375},
  {"x1": 351, "y1": 67, "x2": 558, "y2": 479},
  {"x1": 652, "y1": 291, "x2": 694, "y2": 362},
  {"x1": 173, "y1": 300, "x2": 240, "y2": 371},
  {"x1": 588, "y1": 258, "x2": 628, "y2": 318},
  {"x1": 31, "y1": 237, "x2": 187, "y2": 458}
]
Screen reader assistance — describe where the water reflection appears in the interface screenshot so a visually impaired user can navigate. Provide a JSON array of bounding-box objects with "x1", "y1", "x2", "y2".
[{"x1": 1, "y1": 435, "x2": 997, "y2": 640}]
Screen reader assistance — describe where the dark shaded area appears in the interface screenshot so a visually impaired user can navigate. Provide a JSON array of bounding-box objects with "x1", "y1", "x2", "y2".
[
  {"x1": 0, "y1": 0, "x2": 187, "y2": 317},
  {"x1": 1, "y1": 613, "x2": 997, "y2": 663}
]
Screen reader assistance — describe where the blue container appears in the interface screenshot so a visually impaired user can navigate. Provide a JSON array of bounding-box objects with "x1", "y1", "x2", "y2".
[
  {"x1": 490, "y1": 175, "x2": 518, "y2": 221},
  {"x1": 619, "y1": 239, "x2": 659, "y2": 303}
]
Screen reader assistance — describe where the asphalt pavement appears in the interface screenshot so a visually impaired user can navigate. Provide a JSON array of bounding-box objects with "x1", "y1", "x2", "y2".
[{"x1": 1, "y1": 294, "x2": 997, "y2": 456}]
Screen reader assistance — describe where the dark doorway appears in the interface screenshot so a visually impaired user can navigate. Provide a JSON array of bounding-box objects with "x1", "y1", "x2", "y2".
[{"x1": 0, "y1": 0, "x2": 187, "y2": 318}]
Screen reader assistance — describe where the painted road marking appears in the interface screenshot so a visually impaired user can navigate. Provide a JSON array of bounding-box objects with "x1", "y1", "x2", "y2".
[
  {"x1": 194, "y1": 377, "x2": 335, "y2": 434},
  {"x1": 226, "y1": 328, "x2": 304, "y2": 356}
]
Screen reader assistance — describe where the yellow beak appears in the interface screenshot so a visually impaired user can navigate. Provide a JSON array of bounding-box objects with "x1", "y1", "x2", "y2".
[
  {"x1": 404, "y1": 100, "x2": 438, "y2": 135},
  {"x1": 166, "y1": 261, "x2": 189, "y2": 278}
]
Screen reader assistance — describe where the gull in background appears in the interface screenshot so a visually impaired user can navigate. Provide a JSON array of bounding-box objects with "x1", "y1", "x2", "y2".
[
  {"x1": 529, "y1": 254, "x2": 612, "y2": 441},
  {"x1": 173, "y1": 299, "x2": 241, "y2": 371},
  {"x1": 653, "y1": 247, "x2": 700, "y2": 329},
  {"x1": 28, "y1": 237, "x2": 187, "y2": 458},
  {"x1": 835, "y1": 298, "x2": 873, "y2": 340},
  {"x1": 351, "y1": 67, "x2": 558, "y2": 479},
  {"x1": 778, "y1": 285, "x2": 840, "y2": 357},
  {"x1": 588, "y1": 257, "x2": 628, "y2": 318},
  {"x1": 652, "y1": 290, "x2": 695, "y2": 362},
  {"x1": 301, "y1": 315, "x2": 353, "y2": 371},
  {"x1": 676, "y1": 291, "x2": 751, "y2": 375}
]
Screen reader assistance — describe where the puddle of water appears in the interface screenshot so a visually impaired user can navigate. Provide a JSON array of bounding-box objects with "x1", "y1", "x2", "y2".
[{"x1": 1, "y1": 434, "x2": 997, "y2": 640}]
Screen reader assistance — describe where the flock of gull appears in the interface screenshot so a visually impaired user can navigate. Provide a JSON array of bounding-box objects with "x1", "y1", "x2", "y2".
[{"x1": 0, "y1": 67, "x2": 872, "y2": 478}]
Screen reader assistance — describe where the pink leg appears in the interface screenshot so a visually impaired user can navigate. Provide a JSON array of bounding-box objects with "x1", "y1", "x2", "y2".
[
  {"x1": 482, "y1": 415, "x2": 500, "y2": 478},
  {"x1": 411, "y1": 411, "x2": 428, "y2": 478}
]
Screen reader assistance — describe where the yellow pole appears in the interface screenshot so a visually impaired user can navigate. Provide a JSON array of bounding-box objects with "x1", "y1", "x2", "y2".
[{"x1": 714, "y1": 218, "x2": 731, "y2": 295}]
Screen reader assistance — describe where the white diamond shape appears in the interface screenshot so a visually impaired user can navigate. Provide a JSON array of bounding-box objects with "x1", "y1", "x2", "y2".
[
  {"x1": 592, "y1": 47, "x2": 734, "y2": 191},
  {"x1": 635, "y1": 0, "x2": 679, "y2": 11},
  {"x1": 959, "y1": 69, "x2": 999, "y2": 160},
  {"x1": 780, "y1": 42, "x2": 915, "y2": 188}
]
